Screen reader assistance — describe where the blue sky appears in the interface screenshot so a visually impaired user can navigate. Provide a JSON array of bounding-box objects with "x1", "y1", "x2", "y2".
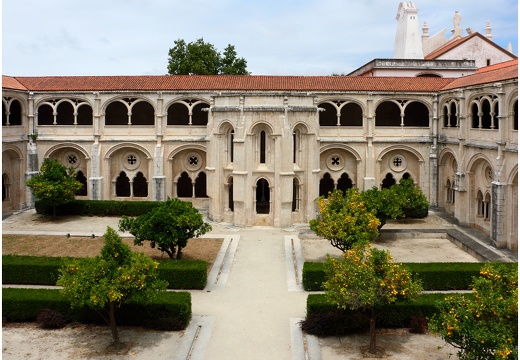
[{"x1": 2, "y1": 0, "x2": 518, "y2": 76}]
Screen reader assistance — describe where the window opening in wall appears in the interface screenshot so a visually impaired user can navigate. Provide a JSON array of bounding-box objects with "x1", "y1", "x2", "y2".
[
  {"x1": 256, "y1": 178, "x2": 270, "y2": 214},
  {"x1": 116, "y1": 171, "x2": 130, "y2": 197},
  {"x1": 230, "y1": 130, "x2": 234, "y2": 162},
  {"x1": 292, "y1": 178, "x2": 300, "y2": 211},
  {"x1": 337, "y1": 173, "x2": 353, "y2": 195},
  {"x1": 484, "y1": 193, "x2": 491, "y2": 220},
  {"x1": 228, "y1": 177, "x2": 234, "y2": 211},
  {"x1": 37, "y1": 104, "x2": 54, "y2": 125},
  {"x1": 375, "y1": 101, "x2": 401, "y2": 126},
  {"x1": 2, "y1": 173, "x2": 10, "y2": 201},
  {"x1": 56, "y1": 102, "x2": 74, "y2": 125},
  {"x1": 514, "y1": 101, "x2": 518, "y2": 131},
  {"x1": 133, "y1": 172, "x2": 148, "y2": 197},
  {"x1": 195, "y1": 172, "x2": 207, "y2": 197},
  {"x1": 319, "y1": 173, "x2": 334, "y2": 197},
  {"x1": 446, "y1": 179, "x2": 452, "y2": 203},
  {"x1": 260, "y1": 131, "x2": 266, "y2": 164},
  {"x1": 477, "y1": 190, "x2": 484, "y2": 216},
  {"x1": 402, "y1": 172, "x2": 412, "y2": 181},
  {"x1": 177, "y1": 172, "x2": 193, "y2": 197},
  {"x1": 106, "y1": 101, "x2": 128, "y2": 125},
  {"x1": 381, "y1": 173, "x2": 396, "y2": 189},
  {"x1": 76, "y1": 171, "x2": 88, "y2": 196}
]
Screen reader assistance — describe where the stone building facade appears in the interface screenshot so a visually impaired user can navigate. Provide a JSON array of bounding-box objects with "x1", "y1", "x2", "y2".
[{"x1": 2, "y1": 62, "x2": 518, "y2": 251}]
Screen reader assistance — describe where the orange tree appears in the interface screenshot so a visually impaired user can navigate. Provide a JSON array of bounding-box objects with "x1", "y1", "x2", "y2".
[
  {"x1": 428, "y1": 263, "x2": 518, "y2": 359},
  {"x1": 324, "y1": 244, "x2": 422, "y2": 354},
  {"x1": 25, "y1": 158, "x2": 82, "y2": 217},
  {"x1": 309, "y1": 189, "x2": 380, "y2": 251},
  {"x1": 57, "y1": 227, "x2": 167, "y2": 350}
]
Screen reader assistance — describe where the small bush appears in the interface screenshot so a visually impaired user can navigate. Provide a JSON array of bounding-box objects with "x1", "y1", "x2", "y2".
[
  {"x1": 35, "y1": 199, "x2": 162, "y2": 217},
  {"x1": 301, "y1": 310, "x2": 368, "y2": 336},
  {"x1": 36, "y1": 308, "x2": 67, "y2": 329}
]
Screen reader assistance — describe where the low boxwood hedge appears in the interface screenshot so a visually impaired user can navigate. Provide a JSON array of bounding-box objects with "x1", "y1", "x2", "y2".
[
  {"x1": 2, "y1": 255, "x2": 207, "y2": 290},
  {"x1": 302, "y1": 261, "x2": 516, "y2": 291},
  {"x1": 35, "y1": 199, "x2": 162, "y2": 217},
  {"x1": 2, "y1": 288, "x2": 192, "y2": 329},
  {"x1": 305, "y1": 292, "x2": 475, "y2": 333}
]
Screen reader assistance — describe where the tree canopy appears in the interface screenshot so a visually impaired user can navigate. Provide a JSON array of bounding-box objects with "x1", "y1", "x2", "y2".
[
  {"x1": 57, "y1": 227, "x2": 167, "y2": 349},
  {"x1": 167, "y1": 38, "x2": 249, "y2": 75},
  {"x1": 25, "y1": 158, "x2": 83, "y2": 216},
  {"x1": 119, "y1": 198, "x2": 212, "y2": 259}
]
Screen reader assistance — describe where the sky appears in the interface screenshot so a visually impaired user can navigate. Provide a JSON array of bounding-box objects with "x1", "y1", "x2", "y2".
[{"x1": 2, "y1": 0, "x2": 518, "y2": 76}]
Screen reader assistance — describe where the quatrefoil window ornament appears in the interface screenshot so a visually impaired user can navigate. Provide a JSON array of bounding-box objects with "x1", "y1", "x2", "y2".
[
  {"x1": 68, "y1": 154, "x2": 78, "y2": 165},
  {"x1": 185, "y1": 152, "x2": 203, "y2": 171},
  {"x1": 326, "y1": 154, "x2": 344, "y2": 171},
  {"x1": 189, "y1": 156, "x2": 199, "y2": 166},
  {"x1": 64, "y1": 152, "x2": 80, "y2": 169},
  {"x1": 127, "y1": 155, "x2": 137, "y2": 165},
  {"x1": 331, "y1": 157, "x2": 340, "y2": 166},
  {"x1": 389, "y1": 155, "x2": 407, "y2": 172},
  {"x1": 122, "y1": 152, "x2": 140, "y2": 170}
]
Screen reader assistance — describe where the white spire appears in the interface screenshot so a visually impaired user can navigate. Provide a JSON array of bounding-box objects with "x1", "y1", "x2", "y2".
[{"x1": 393, "y1": 2, "x2": 424, "y2": 59}]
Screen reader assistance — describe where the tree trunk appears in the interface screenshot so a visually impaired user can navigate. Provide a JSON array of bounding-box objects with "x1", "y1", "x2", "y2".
[
  {"x1": 108, "y1": 301, "x2": 122, "y2": 349},
  {"x1": 369, "y1": 307, "x2": 377, "y2": 354},
  {"x1": 176, "y1": 246, "x2": 183, "y2": 260}
]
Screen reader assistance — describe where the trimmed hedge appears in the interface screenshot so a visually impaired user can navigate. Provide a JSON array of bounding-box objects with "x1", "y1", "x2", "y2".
[
  {"x1": 2, "y1": 255, "x2": 207, "y2": 290},
  {"x1": 306, "y1": 292, "x2": 475, "y2": 332},
  {"x1": 2, "y1": 288, "x2": 192, "y2": 329},
  {"x1": 302, "y1": 261, "x2": 517, "y2": 291},
  {"x1": 35, "y1": 199, "x2": 162, "y2": 217}
]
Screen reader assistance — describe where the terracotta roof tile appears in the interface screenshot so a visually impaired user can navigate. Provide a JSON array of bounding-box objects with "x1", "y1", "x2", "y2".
[
  {"x1": 2, "y1": 76, "x2": 28, "y2": 91},
  {"x1": 442, "y1": 61, "x2": 518, "y2": 90},
  {"x1": 476, "y1": 59, "x2": 518, "y2": 73},
  {"x1": 6, "y1": 75, "x2": 454, "y2": 93}
]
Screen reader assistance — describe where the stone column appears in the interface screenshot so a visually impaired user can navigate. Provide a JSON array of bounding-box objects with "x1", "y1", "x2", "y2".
[
  {"x1": 89, "y1": 93, "x2": 102, "y2": 200},
  {"x1": 429, "y1": 94, "x2": 439, "y2": 207},
  {"x1": 492, "y1": 182, "x2": 507, "y2": 247}
]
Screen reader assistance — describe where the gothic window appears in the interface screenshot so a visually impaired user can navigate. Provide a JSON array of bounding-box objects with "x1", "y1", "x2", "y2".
[
  {"x1": 2, "y1": 173, "x2": 10, "y2": 201},
  {"x1": 130, "y1": 101, "x2": 154, "y2": 125},
  {"x1": 477, "y1": 190, "x2": 484, "y2": 216},
  {"x1": 133, "y1": 172, "x2": 148, "y2": 197},
  {"x1": 115, "y1": 171, "x2": 131, "y2": 197},
  {"x1": 446, "y1": 179, "x2": 452, "y2": 203},
  {"x1": 256, "y1": 178, "x2": 270, "y2": 214},
  {"x1": 340, "y1": 103, "x2": 363, "y2": 126},
  {"x1": 481, "y1": 99, "x2": 492, "y2": 129},
  {"x1": 76, "y1": 171, "x2": 88, "y2": 196},
  {"x1": 337, "y1": 173, "x2": 353, "y2": 195},
  {"x1": 37, "y1": 104, "x2": 54, "y2": 125},
  {"x1": 514, "y1": 100, "x2": 518, "y2": 131},
  {"x1": 228, "y1": 177, "x2": 234, "y2": 211},
  {"x1": 402, "y1": 172, "x2": 412, "y2": 181},
  {"x1": 375, "y1": 101, "x2": 401, "y2": 126},
  {"x1": 168, "y1": 103, "x2": 189, "y2": 125},
  {"x1": 318, "y1": 103, "x2": 337, "y2": 126},
  {"x1": 444, "y1": 102, "x2": 458, "y2": 127},
  {"x1": 471, "y1": 103, "x2": 479, "y2": 128},
  {"x1": 106, "y1": 101, "x2": 128, "y2": 125},
  {"x1": 192, "y1": 103, "x2": 210, "y2": 125},
  {"x1": 292, "y1": 178, "x2": 300, "y2": 212},
  {"x1": 319, "y1": 173, "x2": 334, "y2": 197},
  {"x1": 492, "y1": 102, "x2": 499, "y2": 129},
  {"x1": 56, "y1": 102, "x2": 74, "y2": 125},
  {"x1": 471, "y1": 97, "x2": 498, "y2": 129},
  {"x1": 229, "y1": 129, "x2": 235, "y2": 162},
  {"x1": 195, "y1": 172, "x2": 207, "y2": 198},
  {"x1": 77, "y1": 104, "x2": 93, "y2": 125},
  {"x1": 177, "y1": 172, "x2": 193, "y2": 197},
  {"x1": 404, "y1": 101, "x2": 429, "y2": 127},
  {"x1": 259, "y1": 130, "x2": 266, "y2": 164},
  {"x1": 3, "y1": 99, "x2": 22, "y2": 126},
  {"x1": 381, "y1": 173, "x2": 396, "y2": 189},
  {"x1": 484, "y1": 193, "x2": 491, "y2": 220}
]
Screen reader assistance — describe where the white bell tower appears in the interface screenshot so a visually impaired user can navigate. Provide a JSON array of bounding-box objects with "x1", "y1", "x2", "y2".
[{"x1": 393, "y1": 2, "x2": 424, "y2": 59}]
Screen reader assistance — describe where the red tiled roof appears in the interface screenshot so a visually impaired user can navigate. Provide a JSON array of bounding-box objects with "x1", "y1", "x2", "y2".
[
  {"x1": 2, "y1": 76, "x2": 28, "y2": 91},
  {"x1": 4, "y1": 75, "x2": 454, "y2": 92},
  {"x1": 442, "y1": 61, "x2": 518, "y2": 90}
]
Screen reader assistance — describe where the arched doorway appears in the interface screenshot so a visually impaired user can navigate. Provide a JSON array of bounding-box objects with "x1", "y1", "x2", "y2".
[{"x1": 256, "y1": 178, "x2": 270, "y2": 214}]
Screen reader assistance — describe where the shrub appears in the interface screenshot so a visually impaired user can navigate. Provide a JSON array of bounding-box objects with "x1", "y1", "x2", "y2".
[
  {"x1": 391, "y1": 178, "x2": 429, "y2": 218},
  {"x1": 35, "y1": 199, "x2": 162, "y2": 217},
  {"x1": 36, "y1": 308, "x2": 67, "y2": 329},
  {"x1": 157, "y1": 259, "x2": 207, "y2": 290}
]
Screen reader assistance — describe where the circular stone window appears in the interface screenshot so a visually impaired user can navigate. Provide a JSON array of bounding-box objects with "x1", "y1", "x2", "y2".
[
  {"x1": 122, "y1": 152, "x2": 141, "y2": 171},
  {"x1": 185, "y1": 152, "x2": 203, "y2": 171},
  {"x1": 389, "y1": 155, "x2": 407, "y2": 172},
  {"x1": 484, "y1": 166, "x2": 493, "y2": 183},
  {"x1": 326, "y1": 154, "x2": 344, "y2": 171},
  {"x1": 64, "y1": 151, "x2": 80, "y2": 169}
]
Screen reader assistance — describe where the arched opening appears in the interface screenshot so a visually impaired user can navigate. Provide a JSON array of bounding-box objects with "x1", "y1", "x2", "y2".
[
  {"x1": 375, "y1": 101, "x2": 401, "y2": 126},
  {"x1": 115, "y1": 171, "x2": 131, "y2": 197},
  {"x1": 292, "y1": 178, "x2": 300, "y2": 211},
  {"x1": 446, "y1": 179, "x2": 452, "y2": 203},
  {"x1": 404, "y1": 102, "x2": 429, "y2": 127},
  {"x1": 229, "y1": 129, "x2": 234, "y2": 162},
  {"x1": 75, "y1": 171, "x2": 88, "y2": 196},
  {"x1": 340, "y1": 103, "x2": 363, "y2": 126},
  {"x1": 477, "y1": 190, "x2": 484, "y2": 216},
  {"x1": 402, "y1": 172, "x2": 412, "y2": 181},
  {"x1": 2, "y1": 102, "x2": 6, "y2": 126},
  {"x1": 381, "y1": 173, "x2": 396, "y2": 189},
  {"x1": 319, "y1": 173, "x2": 335, "y2": 197},
  {"x1": 167, "y1": 102, "x2": 189, "y2": 125},
  {"x1": 2, "y1": 173, "x2": 10, "y2": 201},
  {"x1": 77, "y1": 104, "x2": 93, "y2": 125},
  {"x1": 106, "y1": 101, "x2": 128, "y2": 125},
  {"x1": 256, "y1": 178, "x2": 270, "y2": 214},
  {"x1": 492, "y1": 102, "x2": 499, "y2": 129},
  {"x1": 131, "y1": 101, "x2": 154, "y2": 125},
  {"x1": 133, "y1": 172, "x2": 148, "y2": 197},
  {"x1": 177, "y1": 172, "x2": 193, "y2": 197},
  {"x1": 484, "y1": 193, "x2": 491, "y2": 220},
  {"x1": 228, "y1": 177, "x2": 234, "y2": 211},
  {"x1": 337, "y1": 173, "x2": 353, "y2": 195},
  {"x1": 259, "y1": 130, "x2": 266, "y2": 164},
  {"x1": 481, "y1": 99, "x2": 492, "y2": 129},
  {"x1": 514, "y1": 100, "x2": 518, "y2": 131},
  {"x1": 471, "y1": 103, "x2": 479, "y2": 128},
  {"x1": 8, "y1": 100, "x2": 22, "y2": 126},
  {"x1": 318, "y1": 103, "x2": 337, "y2": 126},
  {"x1": 195, "y1": 172, "x2": 207, "y2": 197},
  {"x1": 192, "y1": 103, "x2": 210, "y2": 125},
  {"x1": 56, "y1": 102, "x2": 74, "y2": 125},
  {"x1": 37, "y1": 104, "x2": 54, "y2": 125}
]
